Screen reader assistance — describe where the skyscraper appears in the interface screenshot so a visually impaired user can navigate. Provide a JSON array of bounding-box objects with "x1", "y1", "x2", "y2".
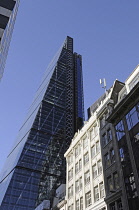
[
  {"x1": 0, "y1": 0, "x2": 20, "y2": 80},
  {"x1": 0, "y1": 36, "x2": 84, "y2": 209}
]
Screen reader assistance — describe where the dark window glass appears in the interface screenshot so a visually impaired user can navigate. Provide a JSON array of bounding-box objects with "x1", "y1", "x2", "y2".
[
  {"x1": 113, "y1": 172, "x2": 119, "y2": 189},
  {"x1": 115, "y1": 120, "x2": 125, "y2": 141},
  {"x1": 108, "y1": 129, "x2": 112, "y2": 142},
  {"x1": 117, "y1": 199, "x2": 123, "y2": 210},
  {"x1": 126, "y1": 103, "x2": 139, "y2": 130},
  {"x1": 102, "y1": 133, "x2": 107, "y2": 146},
  {"x1": 104, "y1": 153, "x2": 110, "y2": 168},
  {"x1": 107, "y1": 176, "x2": 113, "y2": 193},
  {"x1": 110, "y1": 148, "x2": 115, "y2": 164},
  {"x1": 110, "y1": 202, "x2": 115, "y2": 210}
]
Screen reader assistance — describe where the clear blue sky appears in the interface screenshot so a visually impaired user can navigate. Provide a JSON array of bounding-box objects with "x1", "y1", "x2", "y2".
[{"x1": 0, "y1": 0, "x2": 139, "y2": 172}]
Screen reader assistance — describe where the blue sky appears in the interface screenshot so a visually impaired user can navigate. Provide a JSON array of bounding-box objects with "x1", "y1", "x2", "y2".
[{"x1": 0, "y1": 0, "x2": 139, "y2": 172}]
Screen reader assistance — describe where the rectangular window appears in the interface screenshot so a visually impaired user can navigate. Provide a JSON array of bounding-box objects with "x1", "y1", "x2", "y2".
[
  {"x1": 75, "y1": 146, "x2": 79, "y2": 157},
  {"x1": 110, "y1": 202, "x2": 116, "y2": 210},
  {"x1": 84, "y1": 152, "x2": 89, "y2": 165},
  {"x1": 80, "y1": 197, "x2": 83, "y2": 210},
  {"x1": 104, "y1": 153, "x2": 110, "y2": 168},
  {"x1": 113, "y1": 172, "x2": 119, "y2": 189},
  {"x1": 117, "y1": 199, "x2": 123, "y2": 210},
  {"x1": 84, "y1": 171, "x2": 90, "y2": 185},
  {"x1": 97, "y1": 160, "x2": 102, "y2": 174},
  {"x1": 110, "y1": 148, "x2": 115, "y2": 164},
  {"x1": 91, "y1": 145, "x2": 95, "y2": 158},
  {"x1": 68, "y1": 185, "x2": 73, "y2": 198},
  {"x1": 76, "y1": 200, "x2": 79, "y2": 210},
  {"x1": 119, "y1": 147, "x2": 124, "y2": 162},
  {"x1": 100, "y1": 182, "x2": 104, "y2": 198},
  {"x1": 102, "y1": 133, "x2": 107, "y2": 146},
  {"x1": 92, "y1": 164, "x2": 97, "y2": 179},
  {"x1": 83, "y1": 137, "x2": 88, "y2": 148},
  {"x1": 79, "y1": 159, "x2": 82, "y2": 171},
  {"x1": 107, "y1": 129, "x2": 112, "y2": 142},
  {"x1": 94, "y1": 125, "x2": 98, "y2": 137},
  {"x1": 90, "y1": 129, "x2": 95, "y2": 140},
  {"x1": 79, "y1": 177, "x2": 82, "y2": 190},
  {"x1": 94, "y1": 186, "x2": 99, "y2": 202},
  {"x1": 115, "y1": 120, "x2": 125, "y2": 141},
  {"x1": 107, "y1": 176, "x2": 113, "y2": 193},
  {"x1": 96, "y1": 141, "x2": 100, "y2": 153},
  {"x1": 75, "y1": 162, "x2": 79, "y2": 174},
  {"x1": 68, "y1": 154, "x2": 73, "y2": 165},
  {"x1": 75, "y1": 180, "x2": 80, "y2": 192},
  {"x1": 68, "y1": 168, "x2": 73, "y2": 181},
  {"x1": 85, "y1": 191, "x2": 92, "y2": 207}
]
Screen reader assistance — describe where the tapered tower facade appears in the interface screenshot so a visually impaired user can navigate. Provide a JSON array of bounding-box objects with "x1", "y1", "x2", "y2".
[
  {"x1": 0, "y1": 36, "x2": 84, "y2": 209},
  {"x1": 0, "y1": 0, "x2": 20, "y2": 80}
]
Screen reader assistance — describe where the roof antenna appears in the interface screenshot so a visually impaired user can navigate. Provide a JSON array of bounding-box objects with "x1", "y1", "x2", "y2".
[{"x1": 100, "y1": 78, "x2": 107, "y2": 93}]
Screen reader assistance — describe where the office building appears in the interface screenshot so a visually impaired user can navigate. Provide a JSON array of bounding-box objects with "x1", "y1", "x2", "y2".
[
  {"x1": 0, "y1": 0, "x2": 20, "y2": 80},
  {"x1": 106, "y1": 65, "x2": 139, "y2": 210},
  {"x1": 64, "y1": 90, "x2": 109, "y2": 210},
  {"x1": 0, "y1": 36, "x2": 84, "y2": 209},
  {"x1": 88, "y1": 65, "x2": 139, "y2": 210},
  {"x1": 62, "y1": 65, "x2": 139, "y2": 210}
]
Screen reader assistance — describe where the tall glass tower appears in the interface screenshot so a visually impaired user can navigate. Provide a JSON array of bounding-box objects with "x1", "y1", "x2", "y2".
[
  {"x1": 0, "y1": 0, "x2": 20, "y2": 80},
  {"x1": 0, "y1": 36, "x2": 84, "y2": 209}
]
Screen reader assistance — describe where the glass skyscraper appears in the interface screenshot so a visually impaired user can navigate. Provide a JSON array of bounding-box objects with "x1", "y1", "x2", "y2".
[
  {"x1": 0, "y1": 36, "x2": 84, "y2": 209},
  {"x1": 0, "y1": 0, "x2": 20, "y2": 80}
]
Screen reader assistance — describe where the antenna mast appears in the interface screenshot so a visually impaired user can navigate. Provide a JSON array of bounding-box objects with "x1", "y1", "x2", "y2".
[{"x1": 100, "y1": 78, "x2": 107, "y2": 93}]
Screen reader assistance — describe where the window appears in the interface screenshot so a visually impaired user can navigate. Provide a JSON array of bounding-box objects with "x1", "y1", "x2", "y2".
[
  {"x1": 94, "y1": 186, "x2": 99, "y2": 202},
  {"x1": 76, "y1": 200, "x2": 79, "y2": 210},
  {"x1": 107, "y1": 129, "x2": 112, "y2": 142},
  {"x1": 91, "y1": 145, "x2": 95, "y2": 158},
  {"x1": 68, "y1": 185, "x2": 73, "y2": 198},
  {"x1": 83, "y1": 137, "x2": 88, "y2": 148},
  {"x1": 113, "y1": 172, "x2": 119, "y2": 189},
  {"x1": 102, "y1": 133, "x2": 107, "y2": 146},
  {"x1": 75, "y1": 180, "x2": 80, "y2": 192},
  {"x1": 75, "y1": 160, "x2": 82, "y2": 174},
  {"x1": 75, "y1": 162, "x2": 79, "y2": 174},
  {"x1": 92, "y1": 164, "x2": 97, "y2": 179},
  {"x1": 117, "y1": 199, "x2": 123, "y2": 210},
  {"x1": 100, "y1": 116, "x2": 105, "y2": 128},
  {"x1": 90, "y1": 126, "x2": 97, "y2": 140},
  {"x1": 119, "y1": 147, "x2": 124, "y2": 162},
  {"x1": 68, "y1": 154, "x2": 73, "y2": 165},
  {"x1": 84, "y1": 152, "x2": 89, "y2": 165},
  {"x1": 126, "y1": 104, "x2": 139, "y2": 130},
  {"x1": 110, "y1": 148, "x2": 115, "y2": 164},
  {"x1": 84, "y1": 171, "x2": 90, "y2": 185},
  {"x1": 75, "y1": 147, "x2": 79, "y2": 157},
  {"x1": 94, "y1": 125, "x2": 98, "y2": 137},
  {"x1": 68, "y1": 168, "x2": 73, "y2": 181},
  {"x1": 104, "y1": 153, "x2": 110, "y2": 168},
  {"x1": 110, "y1": 202, "x2": 116, "y2": 210},
  {"x1": 79, "y1": 159, "x2": 82, "y2": 171},
  {"x1": 80, "y1": 197, "x2": 83, "y2": 210},
  {"x1": 79, "y1": 177, "x2": 82, "y2": 190},
  {"x1": 90, "y1": 129, "x2": 95, "y2": 140},
  {"x1": 115, "y1": 120, "x2": 125, "y2": 141},
  {"x1": 96, "y1": 141, "x2": 100, "y2": 153},
  {"x1": 107, "y1": 176, "x2": 113, "y2": 193},
  {"x1": 97, "y1": 160, "x2": 102, "y2": 174},
  {"x1": 85, "y1": 191, "x2": 91, "y2": 207},
  {"x1": 75, "y1": 144, "x2": 81, "y2": 157},
  {"x1": 100, "y1": 182, "x2": 104, "y2": 198},
  {"x1": 76, "y1": 177, "x2": 82, "y2": 192}
]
